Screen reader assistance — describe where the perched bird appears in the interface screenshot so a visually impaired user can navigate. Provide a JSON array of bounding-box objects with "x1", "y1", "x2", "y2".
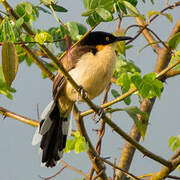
[{"x1": 32, "y1": 31, "x2": 132, "y2": 167}]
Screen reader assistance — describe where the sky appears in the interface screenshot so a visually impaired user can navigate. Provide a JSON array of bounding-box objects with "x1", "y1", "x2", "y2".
[{"x1": 0, "y1": 0, "x2": 180, "y2": 180}]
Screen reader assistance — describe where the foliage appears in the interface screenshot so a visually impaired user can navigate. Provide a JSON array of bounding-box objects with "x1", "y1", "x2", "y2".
[
  {"x1": 169, "y1": 135, "x2": 180, "y2": 152},
  {"x1": 0, "y1": 0, "x2": 180, "y2": 179},
  {"x1": 64, "y1": 131, "x2": 89, "y2": 154},
  {"x1": 112, "y1": 54, "x2": 140, "y2": 105},
  {"x1": 131, "y1": 72, "x2": 163, "y2": 98}
]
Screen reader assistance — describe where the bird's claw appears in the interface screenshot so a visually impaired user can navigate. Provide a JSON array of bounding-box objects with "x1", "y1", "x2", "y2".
[
  {"x1": 96, "y1": 107, "x2": 105, "y2": 123},
  {"x1": 78, "y1": 85, "x2": 88, "y2": 99}
]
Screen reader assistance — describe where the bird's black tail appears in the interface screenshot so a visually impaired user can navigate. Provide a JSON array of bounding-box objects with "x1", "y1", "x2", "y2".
[{"x1": 32, "y1": 101, "x2": 70, "y2": 167}]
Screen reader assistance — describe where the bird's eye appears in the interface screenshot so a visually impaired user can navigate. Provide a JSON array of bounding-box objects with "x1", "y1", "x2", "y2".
[{"x1": 106, "y1": 36, "x2": 110, "y2": 41}]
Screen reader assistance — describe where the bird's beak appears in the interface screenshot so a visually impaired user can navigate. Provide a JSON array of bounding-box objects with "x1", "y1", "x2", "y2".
[{"x1": 115, "y1": 36, "x2": 132, "y2": 41}]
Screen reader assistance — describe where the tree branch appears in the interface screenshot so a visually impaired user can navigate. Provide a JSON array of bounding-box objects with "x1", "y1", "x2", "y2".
[
  {"x1": 20, "y1": 44, "x2": 55, "y2": 81},
  {"x1": 89, "y1": 83, "x2": 111, "y2": 179},
  {"x1": 115, "y1": 6, "x2": 180, "y2": 180},
  {"x1": 149, "y1": 149, "x2": 180, "y2": 180},
  {"x1": 0, "y1": 106, "x2": 39, "y2": 127},
  {"x1": 73, "y1": 104, "x2": 108, "y2": 180}
]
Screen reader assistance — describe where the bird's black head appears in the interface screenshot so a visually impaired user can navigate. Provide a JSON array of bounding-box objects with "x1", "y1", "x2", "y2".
[{"x1": 80, "y1": 31, "x2": 132, "y2": 46}]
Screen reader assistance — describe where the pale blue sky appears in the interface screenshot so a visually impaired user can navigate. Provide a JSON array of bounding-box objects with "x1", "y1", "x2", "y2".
[{"x1": 0, "y1": 1, "x2": 180, "y2": 180}]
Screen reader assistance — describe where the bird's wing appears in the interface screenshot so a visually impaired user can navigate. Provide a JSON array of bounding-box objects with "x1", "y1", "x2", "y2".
[{"x1": 52, "y1": 45, "x2": 97, "y2": 99}]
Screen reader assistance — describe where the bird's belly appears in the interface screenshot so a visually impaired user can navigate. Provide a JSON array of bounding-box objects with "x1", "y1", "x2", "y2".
[{"x1": 65, "y1": 50, "x2": 115, "y2": 101}]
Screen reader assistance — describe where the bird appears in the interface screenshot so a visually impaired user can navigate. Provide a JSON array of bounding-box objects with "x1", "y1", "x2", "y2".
[{"x1": 32, "y1": 31, "x2": 132, "y2": 167}]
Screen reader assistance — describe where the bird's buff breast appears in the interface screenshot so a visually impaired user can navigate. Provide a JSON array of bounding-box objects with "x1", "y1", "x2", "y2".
[{"x1": 65, "y1": 44, "x2": 116, "y2": 102}]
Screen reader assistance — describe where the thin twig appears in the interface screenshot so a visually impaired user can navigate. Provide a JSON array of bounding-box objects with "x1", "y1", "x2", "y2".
[
  {"x1": 39, "y1": 165, "x2": 67, "y2": 180},
  {"x1": 0, "y1": 38, "x2": 65, "y2": 46},
  {"x1": 60, "y1": 160, "x2": 89, "y2": 178},
  {"x1": 113, "y1": 159, "x2": 117, "y2": 180},
  {"x1": 125, "y1": 24, "x2": 171, "y2": 53},
  {"x1": 89, "y1": 84, "x2": 111, "y2": 179},
  {"x1": 138, "y1": 173, "x2": 180, "y2": 180},
  {"x1": 125, "y1": 1, "x2": 180, "y2": 46},
  {"x1": 99, "y1": 157, "x2": 140, "y2": 180}
]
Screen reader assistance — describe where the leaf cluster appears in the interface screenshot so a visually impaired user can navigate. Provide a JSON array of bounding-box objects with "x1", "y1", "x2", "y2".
[
  {"x1": 81, "y1": 0, "x2": 144, "y2": 26},
  {"x1": 64, "y1": 131, "x2": 89, "y2": 154}
]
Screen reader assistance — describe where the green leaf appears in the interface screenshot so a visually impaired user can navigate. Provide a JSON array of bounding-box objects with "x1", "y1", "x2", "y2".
[
  {"x1": 36, "y1": 6, "x2": 51, "y2": 14},
  {"x1": 125, "y1": 0, "x2": 138, "y2": 7},
  {"x1": 122, "y1": 87, "x2": 131, "y2": 105},
  {"x1": 40, "y1": 0, "x2": 55, "y2": 5},
  {"x1": 123, "y1": 106, "x2": 148, "y2": 140},
  {"x1": 172, "y1": 137, "x2": 180, "y2": 152},
  {"x1": 116, "y1": 72, "x2": 131, "y2": 90},
  {"x1": 0, "y1": 17, "x2": 16, "y2": 42},
  {"x1": 15, "y1": 2, "x2": 38, "y2": 24},
  {"x1": 0, "y1": 66, "x2": 16, "y2": 99},
  {"x1": 147, "y1": 10, "x2": 173, "y2": 23},
  {"x1": 131, "y1": 72, "x2": 163, "y2": 99},
  {"x1": 50, "y1": 4, "x2": 68, "y2": 12},
  {"x1": 114, "y1": 30, "x2": 126, "y2": 55},
  {"x1": 1, "y1": 41, "x2": 19, "y2": 88},
  {"x1": 168, "y1": 136, "x2": 177, "y2": 148},
  {"x1": 163, "y1": 13, "x2": 173, "y2": 23},
  {"x1": 131, "y1": 72, "x2": 141, "y2": 88},
  {"x1": 177, "y1": 165, "x2": 180, "y2": 172},
  {"x1": 76, "y1": 23, "x2": 87, "y2": 35},
  {"x1": 89, "y1": 0, "x2": 99, "y2": 9},
  {"x1": 113, "y1": 55, "x2": 141, "y2": 79},
  {"x1": 66, "y1": 22, "x2": 79, "y2": 41},
  {"x1": 168, "y1": 32, "x2": 180, "y2": 50},
  {"x1": 86, "y1": 16, "x2": 97, "y2": 26},
  {"x1": 64, "y1": 139, "x2": 76, "y2": 153},
  {"x1": 25, "y1": 2, "x2": 33, "y2": 14},
  {"x1": 25, "y1": 56, "x2": 33, "y2": 66},
  {"x1": 82, "y1": 0, "x2": 114, "y2": 25},
  {"x1": 83, "y1": 0, "x2": 89, "y2": 9},
  {"x1": 64, "y1": 131, "x2": 88, "y2": 154},
  {"x1": 96, "y1": 7, "x2": 112, "y2": 21},
  {"x1": 34, "y1": 32, "x2": 53, "y2": 44},
  {"x1": 41, "y1": 62, "x2": 57, "y2": 79},
  {"x1": 116, "y1": 2, "x2": 127, "y2": 14},
  {"x1": 81, "y1": 9, "x2": 95, "y2": 16},
  {"x1": 16, "y1": 17, "x2": 24, "y2": 27},
  {"x1": 111, "y1": 89, "x2": 120, "y2": 98},
  {"x1": 122, "y1": 1, "x2": 139, "y2": 16}
]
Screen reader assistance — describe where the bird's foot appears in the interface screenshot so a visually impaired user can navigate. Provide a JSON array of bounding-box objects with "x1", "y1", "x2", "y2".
[
  {"x1": 78, "y1": 85, "x2": 88, "y2": 99},
  {"x1": 94, "y1": 107, "x2": 106, "y2": 123}
]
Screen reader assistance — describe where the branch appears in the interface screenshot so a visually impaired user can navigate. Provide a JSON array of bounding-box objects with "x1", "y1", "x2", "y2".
[
  {"x1": 115, "y1": 6, "x2": 180, "y2": 180},
  {"x1": 39, "y1": 166, "x2": 67, "y2": 180},
  {"x1": 149, "y1": 149, "x2": 180, "y2": 180},
  {"x1": 60, "y1": 160, "x2": 89, "y2": 178},
  {"x1": 81, "y1": 56, "x2": 180, "y2": 118},
  {"x1": 125, "y1": 25, "x2": 170, "y2": 53},
  {"x1": 89, "y1": 83, "x2": 111, "y2": 179},
  {"x1": 125, "y1": 1, "x2": 180, "y2": 52},
  {"x1": 0, "y1": 10, "x2": 55, "y2": 81},
  {"x1": 98, "y1": 157, "x2": 140, "y2": 180},
  {"x1": 74, "y1": 104, "x2": 140, "y2": 180},
  {"x1": 166, "y1": 69, "x2": 180, "y2": 78},
  {"x1": 2, "y1": 2, "x2": 180, "y2": 179},
  {"x1": 20, "y1": 44, "x2": 55, "y2": 81},
  {"x1": 138, "y1": 173, "x2": 180, "y2": 180},
  {"x1": 73, "y1": 105, "x2": 108, "y2": 180},
  {"x1": 0, "y1": 106, "x2": 39, "y2": 127}
]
